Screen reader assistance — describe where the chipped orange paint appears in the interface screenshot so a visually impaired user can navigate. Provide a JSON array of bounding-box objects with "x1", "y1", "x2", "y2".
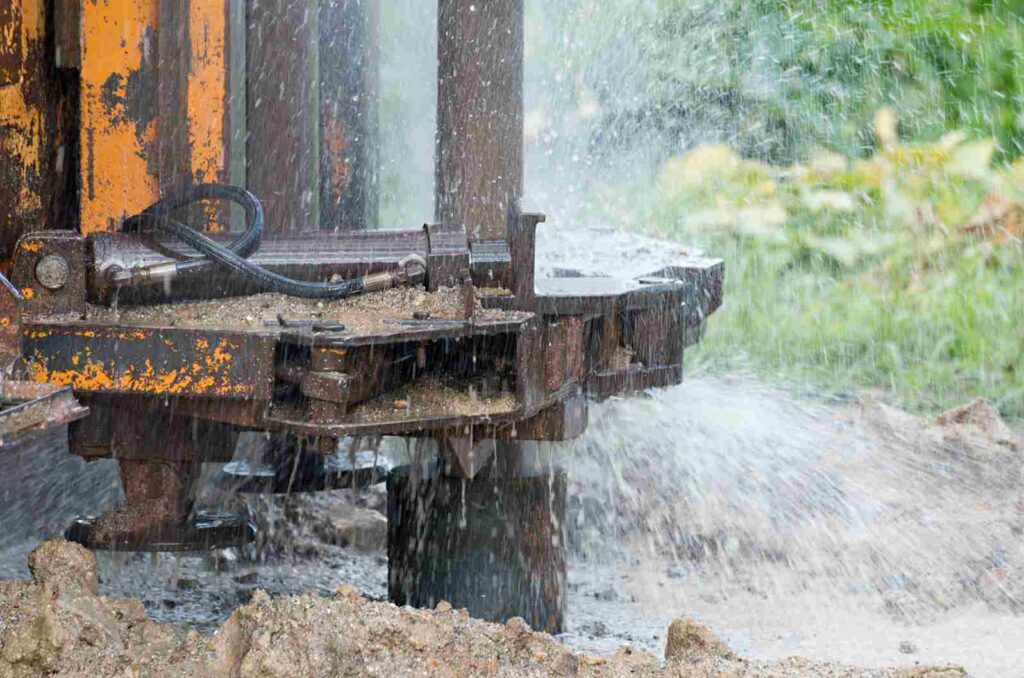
[
  {"x1": 187, "y1": 1, "x2": 228, "y2": 231},
  {"x1": 0, "y1": 0, "x2": 45, "y2": 226},
  {"x1": 79, "y1": 0, "x2": 159, "y2": 233},
  {"x1": 20, "y1": 240, "x2": 40, "y2": 253},
  {"x1": 24, "y1": 327, "x2": 254, "y2": 398},
  {"x1": 20, "y1": 287, "x2": 33, "y2": 299}
]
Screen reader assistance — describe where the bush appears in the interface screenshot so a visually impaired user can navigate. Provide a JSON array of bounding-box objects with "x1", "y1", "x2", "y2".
[{"x1": 652, "y1": 117, "x2": 1024, "y2": 417}]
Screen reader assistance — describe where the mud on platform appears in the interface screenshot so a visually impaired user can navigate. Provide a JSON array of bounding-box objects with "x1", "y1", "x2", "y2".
[{"x1": 87, "y1": 286, "x2": 503, "y2": 335}]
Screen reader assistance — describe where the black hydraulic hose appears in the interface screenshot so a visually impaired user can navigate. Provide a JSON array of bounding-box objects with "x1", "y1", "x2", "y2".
[
  {"x1": 122, "y1": 183, "x2": 264, "y2": 277},
  {"x1": 139, "y1": 209, "x2": 367, "y2": 299},
  {"x1": 117, "y1": 183, "x2": 425, "y2": 300}
]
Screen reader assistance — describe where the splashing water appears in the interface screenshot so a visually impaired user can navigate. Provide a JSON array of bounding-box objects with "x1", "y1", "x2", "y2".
[{"x1": 557, "y1": 375, "x2": 1024, "y2": 676}]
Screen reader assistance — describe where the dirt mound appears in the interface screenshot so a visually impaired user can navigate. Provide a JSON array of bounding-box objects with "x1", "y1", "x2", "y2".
[{"x1": 0, "y1": 540, "x2": 964, "y2": 678}]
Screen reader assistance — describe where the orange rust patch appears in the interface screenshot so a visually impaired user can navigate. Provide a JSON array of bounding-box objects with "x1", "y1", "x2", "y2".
[
  {"x1": 24, "y1": 326, "x2": 255, "y2": 398},
  {"x1": 26, "y1": 348, "x2": 252, "y2": 398}
]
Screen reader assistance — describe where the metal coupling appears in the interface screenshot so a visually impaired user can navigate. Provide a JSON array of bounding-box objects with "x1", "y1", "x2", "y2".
[
  {"x1": 361, "y1": 254, "x2": 428, "y2": 293},
  {"x1": 106, "y1": 261, "x2": 180, "y2": 288}
]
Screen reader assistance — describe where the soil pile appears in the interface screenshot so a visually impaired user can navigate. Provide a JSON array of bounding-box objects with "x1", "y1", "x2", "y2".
[{"x1": 1, "y1": 540, "x2": 964, "y2": 678}]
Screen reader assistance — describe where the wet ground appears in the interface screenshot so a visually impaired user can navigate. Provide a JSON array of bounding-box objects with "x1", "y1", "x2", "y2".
[{"x1": 1, "y1": 375, "x2": 1020, "y2": 676}]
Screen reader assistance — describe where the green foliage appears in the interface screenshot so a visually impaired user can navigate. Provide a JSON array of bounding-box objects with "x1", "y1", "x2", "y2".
[
  {"x1": 533, "y1": 0, "x2": 1024, "y2": 163},
  {"x1": 650, "y1": 134, "x2": 1024, "y2": 417}
]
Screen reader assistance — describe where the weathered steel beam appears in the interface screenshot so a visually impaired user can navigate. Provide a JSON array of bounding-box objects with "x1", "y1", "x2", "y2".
[
  {"x1": 319, "y1": 0, "x2": 379, "y2": 231},
  {"x1": 436, "y1": 0, "x2": 524, "y2": 242},
  {"x1": 247, "y1": 0, "x2": 320, "y2": 234},
  {"x1": 0, "y1": 0, "x2": 73, "y2": 257}
]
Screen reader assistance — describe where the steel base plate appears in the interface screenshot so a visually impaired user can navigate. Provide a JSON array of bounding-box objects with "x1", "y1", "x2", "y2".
[
  {"x1": 65, "y1": 512, "x2": 255, "y2": 552},
  {"x1": 223, "y1": 449, "x2": 391, "y2": 493}
]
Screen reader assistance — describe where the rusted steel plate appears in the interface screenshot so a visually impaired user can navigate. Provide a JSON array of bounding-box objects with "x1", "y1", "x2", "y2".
[
  {"x1": 22, "y1": 324, "x2": 275, "y2": 399},
  {"x1": 644, "y1": 259, "x2": 726, "y2": 329},
  {"x1": 247, "y1": 0, "x2": 319, "y2": 234},
  {"x1": 533, "y1": 278, "x2": 685, "y2": 316},
  {"x1": 0, "y1": 381, "x2": 88, "y2": 442},
  {"x1": 587, "y1": 364, "x2": 683, "y2": 400},
  {"x1": 0, "y1": 273, "x2": 22, "y2": 372},
  {"x1": 79, "y1": 0, "x2": 160, "y2": 233},
  {"x1": 543, "y1": 316, "x2": 584, "y2": 393},
  {"x1": 625, "y1": 306, "x2": 682, "y2": 370},
  {"x1": 9, "y1": 231, "x2": 88, "y2": 319},
  {"x1": 0, "y1": 0, "x2": 70, "y2": 260},
  {"x1": 501, "y1": 394, "x2": 587, "y2": 442},
  {"x1": 515, "y1": 317, "x2": 545, "y2": 414},
  {"x1": 301, "y1": 370, "x2": 351, "y2": 404},
  {"x1": 469, "y1": 239, "x2": 514, "y2": 288},
  {"x1": 508, "y1": 210, "x2": 544, "y2": 309},
  {"x1": 425, "y1": 223, "x2": 470, "y2": 290},
  {"x1": 264, "y1": 404, "x2": 525, "y2": 438},
  {"x1": 278, "y1": 313, "x2": 533, "y2": 348}
]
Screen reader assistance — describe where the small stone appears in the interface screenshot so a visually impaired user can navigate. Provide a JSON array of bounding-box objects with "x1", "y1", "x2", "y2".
[
  {"x1": 250, "y1": 589, "x2": 271, "y2": 606},
  {"x1": 900, "y1": 641, "x2": 918, "y2": 654},
  {"x1": 504, "y1": 616, "x2": 533, "y2": 647},
  {"x1": 233, "y1": 571, "x2": 259, "y2": 585},
  {"x1": 176, "y1": 576, "x2": 199, "y2": 591},
  {"x1": 335, "y1": 584, "x2": 362, "y2": 601},
  {"x1": 162, "y1": 598, "x2": 177, "y2": 609},
  {"x1": 664, "y1": 617, "x2": 733, "y2": 662},
  {"x1": 27, "y1": 539, "x2": 99, "y2": 595},
  {"x1": 313, "y1": 507, "x2": 388, "y2": 553},
  {"x1": 413, "y1": 310, "x2": 431, "y2": 320},
  {"x1": 208, "y1": 548, "x2": 238, "y2": 572},
  {"x1": 236, "y1": 587, "x2": 257, "y2": 604},
  {"x1": 550, "y1": 649, "x2": 580, "y2": 677},
  {"x1": 435, "y1": 600, "x2": 452, "y2": 612}
]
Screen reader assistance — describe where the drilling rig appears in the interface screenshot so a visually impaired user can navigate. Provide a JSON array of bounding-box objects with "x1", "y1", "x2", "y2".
[{"x1": 0, "y1": 0, "x2": 722, "y2": 633}]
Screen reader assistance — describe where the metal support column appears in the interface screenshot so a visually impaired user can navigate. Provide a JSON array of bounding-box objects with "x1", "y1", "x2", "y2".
[
  {"x1": 436, "y1": 0, "x2": 524, "y2": 242},
  {"x1": 387, "y1": 442, "x2": 567, "y2": 633}
]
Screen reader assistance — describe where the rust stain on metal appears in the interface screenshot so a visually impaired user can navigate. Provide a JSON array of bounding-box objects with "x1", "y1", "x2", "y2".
[
  {"x1": 80, "y1": 0, "x2": 159, "y2": 233},
  {"x1": 22, "y1": 324, "x2": 269, "y2": 398},
  {"x1": 0, "y1": 0, "x2": 50, "y2": 260},
  {"x1": 322, "y1": 108, "x2": 352, "y2": 210}
]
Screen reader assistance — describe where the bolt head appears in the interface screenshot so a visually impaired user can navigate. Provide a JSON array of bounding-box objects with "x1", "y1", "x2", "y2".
[{"x1": 35, "y1": 254, "x2": 70, "y2": 290}]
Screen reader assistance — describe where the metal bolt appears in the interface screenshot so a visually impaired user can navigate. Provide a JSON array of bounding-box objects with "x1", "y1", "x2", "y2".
[{"x1": 35, "y1": 254, "x2": 70, "y2": 290}]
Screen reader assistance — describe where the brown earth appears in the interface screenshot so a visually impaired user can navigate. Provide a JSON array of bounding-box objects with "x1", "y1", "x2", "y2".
[{"x1": 0, "y1": 539, "x2": 965, "y2": 678}]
